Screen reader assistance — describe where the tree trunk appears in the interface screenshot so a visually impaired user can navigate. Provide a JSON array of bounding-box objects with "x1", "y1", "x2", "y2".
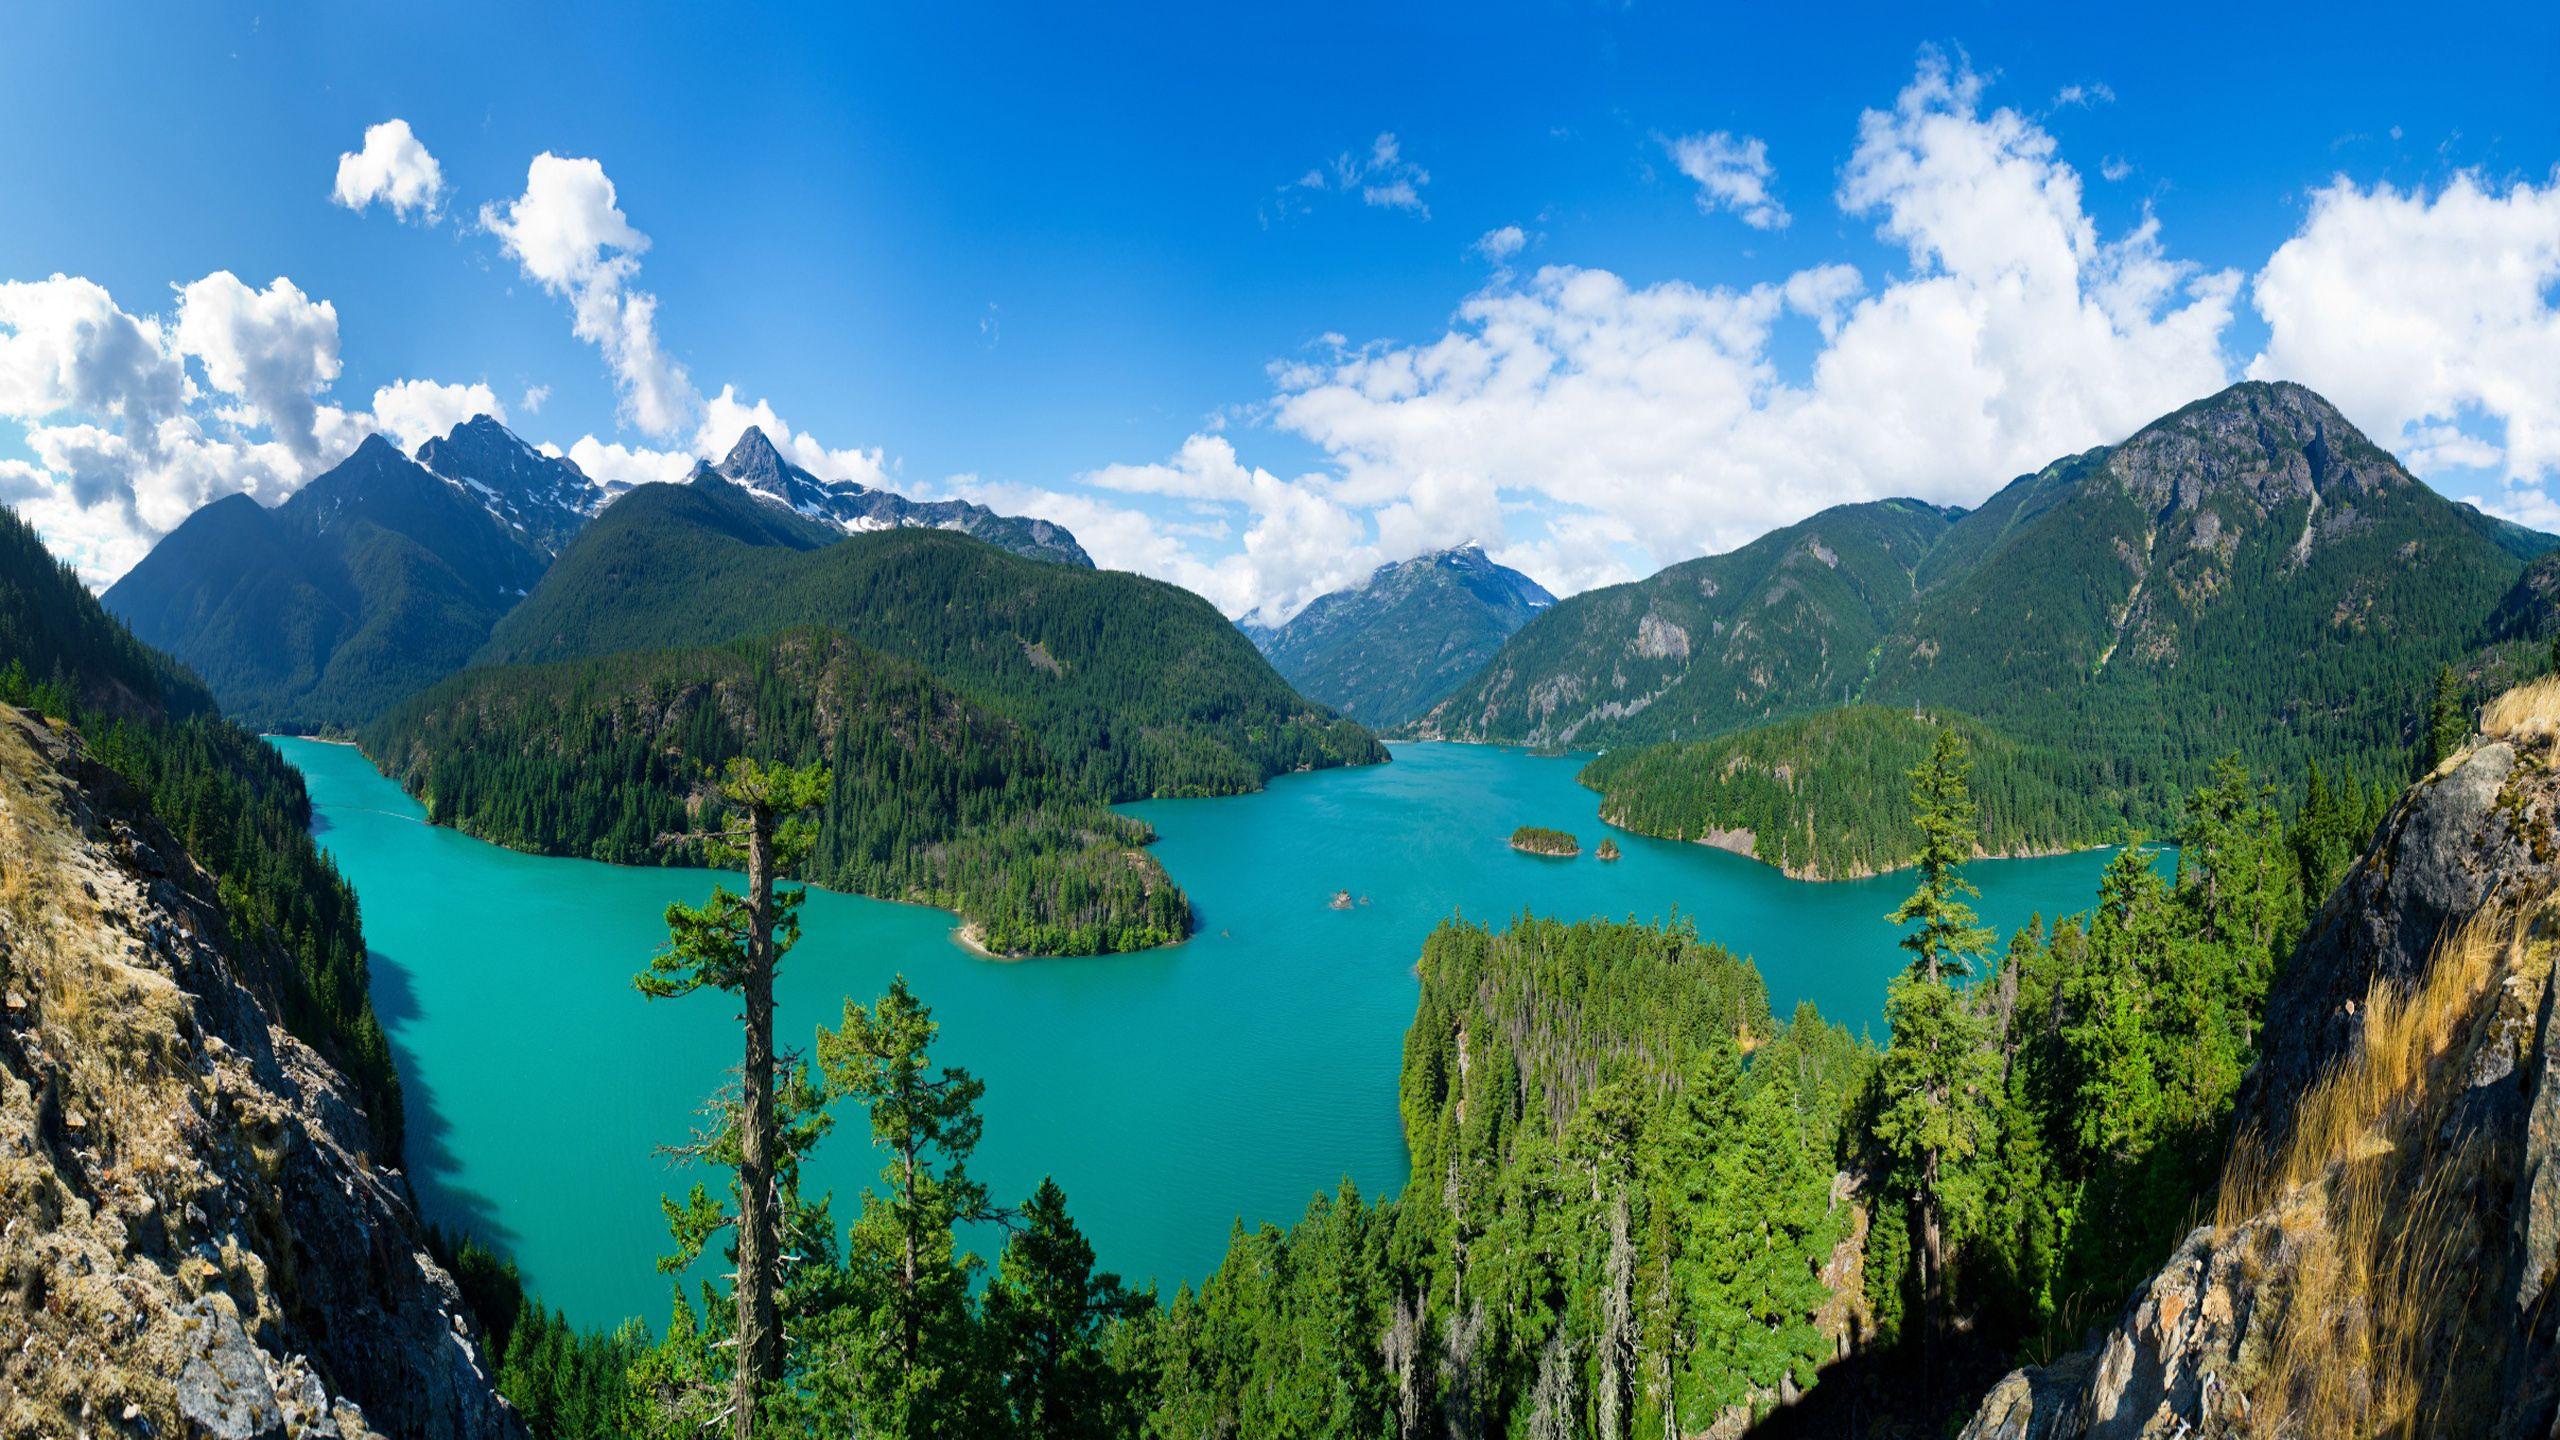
[{"x1": 735, "y1": 805, "x2": 780, "y2": 1440}]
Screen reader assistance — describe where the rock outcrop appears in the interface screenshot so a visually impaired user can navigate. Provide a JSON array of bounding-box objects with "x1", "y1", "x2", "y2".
[
  {"x1": 0, "y1": 706, "x2": 521, "y2": 1438},
  {"x1": 1960, "y1": 680, "x2": 2560, "y2": 1438}
]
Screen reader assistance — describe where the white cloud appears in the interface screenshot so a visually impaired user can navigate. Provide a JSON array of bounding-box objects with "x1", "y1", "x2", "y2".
[
  {"x1": 369, "y1": 378, "x2": 504, "y2": 450},
  {"x1": 332, "y1": 119, "x2": 448, "y2": 223},
  {"x1": 1078, "y1": 51, "x2": 2239, "y2": 615},
  {"x1": 2247, "y1": 171, "x2": 2560, "y2": 519},
  {"x1": 1077, "y1": 433, "x2": 1376, "y2": 621},
  {"x1": 519, "y1": 383, "x2": 550, "y2": 415},
  {"x1": 480, "y1": 153, "x2": 696, "y2": 438},
  {"x1": 1662, "y1": 131, "x2": 1791, "y2": 230},
  {"x1": 564, "y1": 434, "x2": 697, "y2": 491},
  {"x1": 0, "y1": 270, "x2": 507, "y2": 584},
  {"x1": 1475, "y1": 226, "x2": 1527, "y2": 263},
  {"x1": 171, "y1": 272, "x2": 343, "y2": 464},
  {"x1": 1268, "y1": 132, "x2": 1432, "y2": 223},
  {"x1": 2052, "y1": 83, "x2": 2116, "y2": 109}
]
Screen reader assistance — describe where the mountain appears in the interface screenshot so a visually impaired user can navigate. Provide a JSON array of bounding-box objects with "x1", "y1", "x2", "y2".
[
  {"x1": 1961, "y1": 681, "x2": 2560, "y2": 1437},
  {"x1": 414, "y1": 412, "x2": 604, "y2": 555},
  {"x1": 1422, "y1": 496, "x2": 1961, "y2": 747},
  {"x1": 1433, "y1": 382, "x2": 2534, "y2": 825},
  {"x1": 712, "y1": 426, "x2": 1094, "y2": 566},
  {"x1": 1249, "y1": 545, "x2": 1554, "y2": 728},
  {"x1": 100, "y1": 435, "x2": 549, "y2": 730},
  {"x1": 474, "y1": 469, "x2": 1379, "y2": 801}
]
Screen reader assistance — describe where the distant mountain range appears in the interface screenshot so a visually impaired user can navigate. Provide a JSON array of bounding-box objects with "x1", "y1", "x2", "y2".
[
  {"x1": 97, "y1": 416, "x2": 1093, "y2": 727},
  {"x1": 1428, "y1": 381, "x2": 2560, "y2": 849},
  {"x1": 1245, "y1": 545, "x2": 1553, "y2": 728}
]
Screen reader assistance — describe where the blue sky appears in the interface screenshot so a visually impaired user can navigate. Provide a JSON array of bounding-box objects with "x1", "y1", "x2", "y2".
[{"x1": 4, "y1": 1, "x2": 2557, "y2": 614}]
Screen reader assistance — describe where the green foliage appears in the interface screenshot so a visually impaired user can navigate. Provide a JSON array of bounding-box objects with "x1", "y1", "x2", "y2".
[
  {"x1": 983, "y1": 1178, "x2": 1151, "y2": 1439},
  {"x1": 477, "y1": 482, "x2": 1384, "y2": 802},
  {"x1": 0, "y1": 503, "x2": 403, "y2": 1150},
  {"x1": 2426, "y1": 661, "x2": 2469, "y2": 770},
  {"x1": 369, "y1": 630, "x2": 1191, "y2": 956},
  {"x1": 1581, "y1": 707, "x2": 2123, "y2": 879}
]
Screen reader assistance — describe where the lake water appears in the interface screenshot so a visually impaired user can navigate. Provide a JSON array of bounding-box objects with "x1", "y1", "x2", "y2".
[{"x1": 273, "y1": 738, "x2": 2123, "y2": 1331}]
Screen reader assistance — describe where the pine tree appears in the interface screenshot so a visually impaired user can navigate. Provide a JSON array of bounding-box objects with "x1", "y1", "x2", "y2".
[
  {"x1": 634, "y1": 756, "x2": 831, "y2": 1440},
  {"x1": 2425, "y1": 662, "x2": 2468, "y2": 770},
  {"x1": 982, "y1": 1178, "x2": 1148, "y2": 1439},
  {"x1": 1874, "y1": 728, "x2": 1998, "y2": 1382},
  {"x1": 816, "y1": 977, "x2": 1001, "y2": 1437}
]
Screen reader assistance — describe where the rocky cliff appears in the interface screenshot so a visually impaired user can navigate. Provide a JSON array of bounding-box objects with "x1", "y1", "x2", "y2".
[
  {"x1": 1961, "y1": 677, "x2": 2560, "y2": 1438},
  {"x1": 0, "y1": 706, "x2": 520, "y2": 1439}
]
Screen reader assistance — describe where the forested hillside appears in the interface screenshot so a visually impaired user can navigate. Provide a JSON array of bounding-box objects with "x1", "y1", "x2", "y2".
[
  {"x1": 1580, "y1": 706, "x2": 2121, "y2": 878},
  {"x1": 478, "y1": 473, "x2": 1383, "y2": 801},
  {"x1": 367, "y1": 629, "x2": 1190, "y2": 955},
  {"x1": 0, "y1": 502, "x2": 403, "y2": 1145},
  {"x1": 100, "y1": 434, "x2": 550, "y2": 730}
]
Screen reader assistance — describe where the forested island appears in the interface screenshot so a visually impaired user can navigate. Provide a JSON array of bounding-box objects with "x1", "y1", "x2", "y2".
[{"x1": 1509, "y1": 824, "x2": 1580, "y2": 856}]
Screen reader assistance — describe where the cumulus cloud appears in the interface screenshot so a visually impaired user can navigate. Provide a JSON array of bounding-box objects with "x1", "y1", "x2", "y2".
[
  {"x1": 1071, "y1": 51, "x2": 2241, "y2": 616},
  {"x1": 2247, "y1": 171, "x2": 2560, "y2": 519},
  {"x1": 369, "y1": 378, "x2": 504, "y2": 450},
  {"x1": 1662, "y1": 131, "x2": 1791, "y2": 230},
  {"x1": 1474, "y1": 225, "x2": 1528, "y2": 263},
  {"x1": 481, "y1": 153, "x2": 696, "y2": 438},
  {"x1": 1268, "y1": 132, "x2": 1432, "y2": 223},
  {"x1": 0, "y1": 270, "x2": 503, "y2": 583},
  {"x1": 332, "y1": 119, "x2": 448, "y2": 223},
  {"x1": 171, "y1": 272, "x2": 343, "y2": 464}
]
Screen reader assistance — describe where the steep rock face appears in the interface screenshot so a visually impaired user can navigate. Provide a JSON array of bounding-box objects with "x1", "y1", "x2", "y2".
[
  {"x1": 1251, "y1": 545, "x2": 1554, "y2": 728},
  {"x1": 1959, "y1": 685, "x2": 2560, "y2": 1438},
  {"x1": 0, "y1": 707, "x2": 519, "y2": 1439},
  {"x1": 711, "y1": 427, "x2": 1094, "y2": 566}
]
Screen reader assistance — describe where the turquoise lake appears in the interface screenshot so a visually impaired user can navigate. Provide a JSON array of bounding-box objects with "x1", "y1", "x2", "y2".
[{"x1": 272, "y1": 738, "x2": 2123, "y2": 1332}]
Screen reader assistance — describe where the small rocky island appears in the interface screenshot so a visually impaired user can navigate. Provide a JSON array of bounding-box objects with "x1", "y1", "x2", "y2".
[
  {"x1": 1596, "y1": 837, "x2": 1621, "y2": 861},
  {"x1": 1329, "y1": 889, "x2": 1355, "y2": 910},
  {"x1": 1510, "y1": 825, "x2": 1580, "y2": 857}
]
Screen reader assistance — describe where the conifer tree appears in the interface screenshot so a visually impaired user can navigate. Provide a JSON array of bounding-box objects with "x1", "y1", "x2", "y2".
[
  {"x1": 1873, "y1": 728, "x2": 1997, "y2": 1378},
  {"x1": 2426, "y1": 662, "x2": 2468, "y2": 769},
  {"x1": 636, "y1": 756, "x2": 832, "y2": 1440},
  {"x1": 816, "y1": 977, "x2": 1001, "y2": 1437},
  {"x1": 982, "y1": 1178, "x2": 1148, "y2": 1440}
]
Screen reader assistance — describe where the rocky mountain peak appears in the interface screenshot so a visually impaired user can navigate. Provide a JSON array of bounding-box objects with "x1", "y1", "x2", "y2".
[
  {"x1": 2103, "y1": 379, "x2": 2405, "y2": 517},
  {"x1": 718, "y1": 426, "x2": 791, "y2": 490}
]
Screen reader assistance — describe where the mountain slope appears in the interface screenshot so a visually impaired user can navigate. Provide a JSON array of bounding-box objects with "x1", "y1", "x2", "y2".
[
  {"x1": 0, "y1": 705, "x2": 518, "y2": 1438},
  {"x1": 1250, "y1": 545, "x2": 1554, "y2": 728},
  {"x1": 712, "y1": 426, "x2": 1094, "y2": 566},
  {"x1": 414, "y1": 413, "x2": 604, "y2": 556},
  {"x1": 101, "y1": 435, "x2": 550, "y2": 729},
  {"x1": 1421, "y1": 498, "x2": 1961, "y2": 747},
  {"x1": 367, "y1": 629, "x2": 1192, "y2": 955},
  {"x1": 1874, "y1": 381, "x2": 2522, "y2": 815},
  {"x1": 477, "y1": 472, "x2": 1380, "y2": 802}
]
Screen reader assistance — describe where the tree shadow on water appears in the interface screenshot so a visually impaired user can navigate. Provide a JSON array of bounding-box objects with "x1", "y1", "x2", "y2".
[{"x1": 368, "y1": 947, "x2": 517, "y2": 1254}]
